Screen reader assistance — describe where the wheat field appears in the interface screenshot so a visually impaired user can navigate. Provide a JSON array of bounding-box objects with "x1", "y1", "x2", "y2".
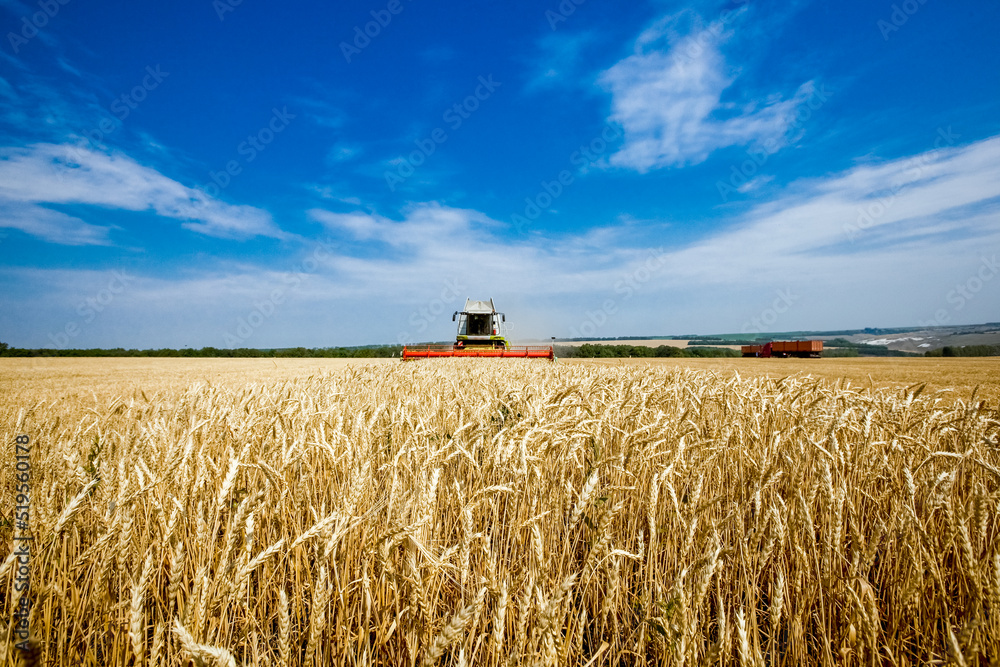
[{"x1": 1, "y1": 358, "x2": 999, "y2": 666}]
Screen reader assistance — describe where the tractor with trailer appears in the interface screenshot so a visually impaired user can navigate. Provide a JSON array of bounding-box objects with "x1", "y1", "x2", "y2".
[
  {"x1": 741, "y1": 340, "x2": 823, "y2": 358},
  {"x1": 402, "y1": 298, "x2": 554, "y2": 360}
]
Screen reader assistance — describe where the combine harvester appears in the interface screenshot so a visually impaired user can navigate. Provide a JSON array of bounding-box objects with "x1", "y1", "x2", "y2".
[
  {"x1": 403, "y1": 298, "x2": 554, "y2": 361},
  {"x1": 742, "y1": 340, "x2": 823, "y2": 358}
]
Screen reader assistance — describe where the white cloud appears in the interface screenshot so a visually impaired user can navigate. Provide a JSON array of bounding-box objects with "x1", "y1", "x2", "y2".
[
  {"x1": 0, "y1": 200, "x2": 111, "y2": 246},
  {"x1": 0, "y1": 142, "x2": 284, "y2": 244},
  {"x1": 737, "y1": 175, "x2": 774, "y2": 194},
  {"x1": 655, "y1": 135, "x2": 1000, "y2": 284},
  {"x1": 326, "y1": 144, "x2": 361, "y2": 164},
  {"x1": 599, "y1": 13, "x2": 813, "y2": 171},
  {"x1": 308, "y1": 203, "x2": 655, "y2": 300}
]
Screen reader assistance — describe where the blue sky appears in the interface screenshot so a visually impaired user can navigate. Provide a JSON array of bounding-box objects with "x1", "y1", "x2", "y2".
[{"x1": 1, "y1": 0, "x2": 998, "y2": 348}]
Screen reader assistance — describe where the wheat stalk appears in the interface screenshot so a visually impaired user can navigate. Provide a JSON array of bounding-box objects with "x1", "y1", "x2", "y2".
[
  {"x1": 492, "y1": 580, "x2": 508, "y2": 655},
  {"x1": 278, "y1": 589, "x2": 291, "y2": 664},
  {"x1": 51, "y1": 477, "x2": 100, "y2": 537},
  {"x1": 171, "y1": 619, "x2": 238, "y2": 667},
  {"x1": 305, "y1": 565, "x2": 329, "y2": 666},
  {"x1": 570, "y1": 472, "x2": 599, "y2": 529},
  {"x1": 422, "y1": 587, "x2": 485, "y2": 667},
  {"x1": 129, "y1": 552, "x2": 155, "y2": 665}
]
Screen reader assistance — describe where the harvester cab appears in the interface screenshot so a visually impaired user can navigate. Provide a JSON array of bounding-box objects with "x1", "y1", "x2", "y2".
[{"x1": 454, "y1": 298, "x2": 507, "y2": 349}]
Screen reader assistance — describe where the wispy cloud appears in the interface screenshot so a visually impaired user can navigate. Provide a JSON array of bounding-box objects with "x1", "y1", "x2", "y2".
[
  {"x1": 599, "y1": 12, "x2": 813, "y2": 171},
  {"x1": 290, "y1": 94, "x2": 346, "y2": 130},
  {"x1": 525, "y1": 31, "x2": 597, "y2": 91},
  {"x1": 0, "y1": 143, "x2": 284, "y2": 244},
  {"x1": 0, "y1": 200, "x2": 111, "y2": 246},
  {"x1": 326, "y1": 143, "x2": 361, "y2": 164},
  {"x1": 308, "y1": 203, "x2": 656, "y2": 300},
  {"x1": 659, "y1": 134, "x2": 1000, "y2": 286},
  {"x1": 0, "y1": 0, "x2": 34, "y2": 16}
]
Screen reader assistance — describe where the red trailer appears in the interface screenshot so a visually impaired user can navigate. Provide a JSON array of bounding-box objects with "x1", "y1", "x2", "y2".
[{"x1": 741, "y1": 340, "x2": 823, "y2": 358}]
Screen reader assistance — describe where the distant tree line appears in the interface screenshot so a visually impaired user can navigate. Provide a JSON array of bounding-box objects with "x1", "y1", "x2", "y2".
[
  {"x1": 924, "y1": 345, "x2": 1000, "y2": 357},
  {"x1": 0, "y1": 342, "x2": 402, "y2": 358},
  {"x1": 821, "y1": 348, "x2": 860, "y2": 357},
  {"x1": 556, "y1": 344, "x2": 740, "y2": 359},
  {"x1": 686, "y1": 338, "x2": 765, "y2": 346}
]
